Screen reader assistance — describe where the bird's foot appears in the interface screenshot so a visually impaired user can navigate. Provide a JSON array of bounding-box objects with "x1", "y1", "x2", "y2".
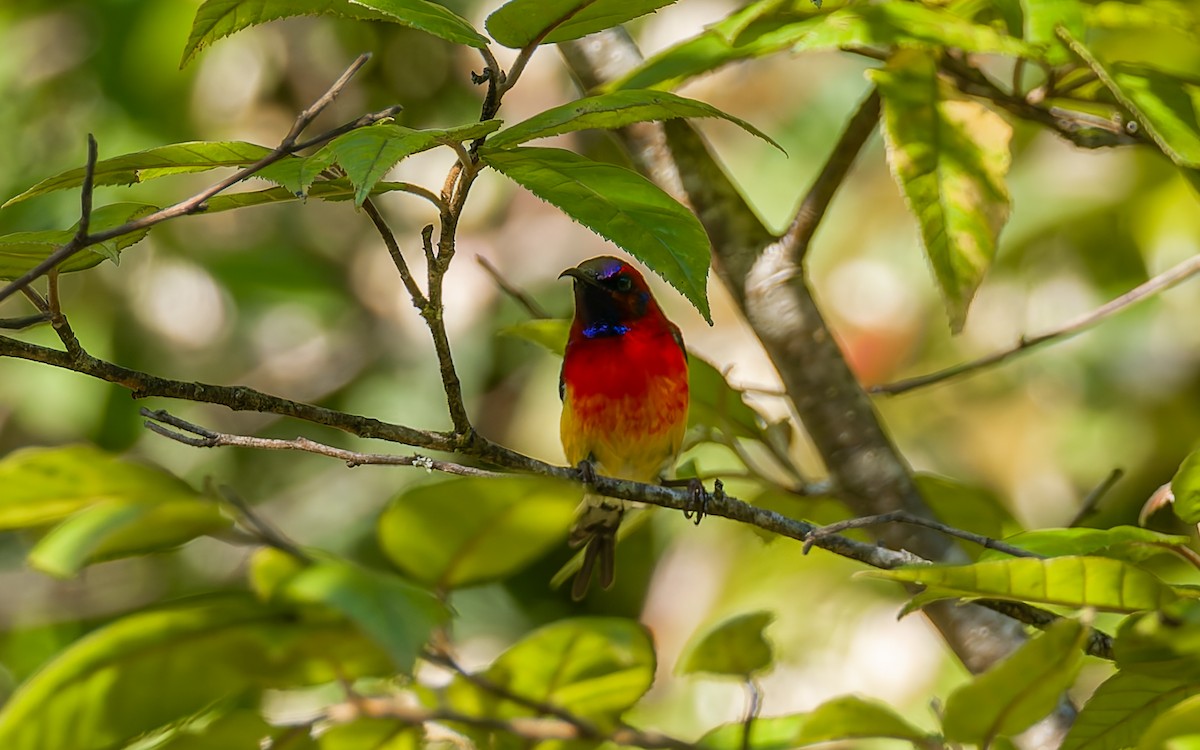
[
  {"x1": 576, "y1": 459, "x2": 598, "y2": 487},
  {"x1": 681, "y1": 478, "x2": 722, "y2": 526}
]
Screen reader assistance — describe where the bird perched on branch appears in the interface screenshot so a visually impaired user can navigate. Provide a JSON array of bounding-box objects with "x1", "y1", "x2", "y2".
[{"x1": 559, "y1": 256, "x2": 689, "y2": 599}]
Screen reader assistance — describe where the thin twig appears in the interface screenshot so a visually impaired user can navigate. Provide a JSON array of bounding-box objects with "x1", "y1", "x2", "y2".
[
  {"x1": 802, "y1": 510, "x2": 1039, "y2": 559},
  {"x1": 873, "y1": 252, "x2": 1200, "y2": 395},
  {"x1": 0, "y1": 314, "x2": 48, "y2": 330},
  {"x1": 327, "y1": 697, "x2": 695, "y2": 749},
  {"x1": 46, "y1": 270, "x2": 82, "y2": 357},
  {"x1": 142, "y1": 408, "x2": 501, "y2": 478},
  {"x1": 780, "y1": 89, "x2": 881, "y2": 263},
  {"x1": 0, "y1": 54, "x2": 392, "y2": 306},
  {"x1": 1069, "y1": 468, "x2": 1124, "y2": 527},
  {"x1": 362, "y1": 198, "x2": 429, "y2": 310},
  {"x1": 741, "y1": 678, "x2": 761, "y2": 750},
  {"x1": 215, "y1": 485, "x2": 312, "y2": 563},
  {"x1": 422, "y1": 648, "x2": 603, "y2": 733},
  {"x1": 477, "y1": 256, "x2": 550, "y2": 319}
]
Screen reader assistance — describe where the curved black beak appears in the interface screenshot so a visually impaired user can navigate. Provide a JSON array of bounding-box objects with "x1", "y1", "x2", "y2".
[{"x1": 559, "y1": 267, "x2": 601, "y2": 287}]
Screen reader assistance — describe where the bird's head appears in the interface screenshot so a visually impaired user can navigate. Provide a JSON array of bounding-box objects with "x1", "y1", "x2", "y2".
[{"x1": 560, "y1": 256, "x2": 657, "y2": 338}]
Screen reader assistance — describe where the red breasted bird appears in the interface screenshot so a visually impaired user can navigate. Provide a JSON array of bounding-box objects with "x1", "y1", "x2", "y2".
[{"x1": 559, "y1": 256, "x2": 689, "y2": 599}]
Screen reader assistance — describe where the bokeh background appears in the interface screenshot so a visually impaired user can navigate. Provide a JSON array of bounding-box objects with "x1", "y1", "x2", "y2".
[{"x1": 2, "y1": 0, "x2": 1200, "y2": 736}]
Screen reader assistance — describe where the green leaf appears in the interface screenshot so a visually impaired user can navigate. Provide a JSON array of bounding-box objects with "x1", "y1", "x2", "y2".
[
  {"x1": 1063, "y1": 673, "x2": 1200, "y2": 750},
  {"x1": 500, "y1": 318, "x2": 762, "y2": 436},
  {"x1": 181, "y1": 0, "x2": 485, "y2": 67},
  {"x1": 872, "y1": 49, "x2": 1012, "y2": 332},
  {"x1": 1085, "y1": 1, "x2": 1200, "y2": 38},
  {"x1": 1021, "y1": 0, "x2": 1085, "y2": 63},
  {"x1": 347, "y1": 0, "x2": 489, "y2": 47},
  {"x1": 0, "y1": 445, "x2": 204, "y2": 530},
  {"x1": 0, "y1": 203, "x2": 159, "y2": 280},
  {"x1": 319, "y1": 719, "x2": 418, "y2": 749},
  {"x1": 307, "y1": 121, "x2": 502, "y2": 204},
  {"x1": 378, "y1": 475, "x2": 576, "y2": 590},
  {"x1": 1138, "y1": 694, "x2": 1200, "y2": 750},
  {"x1": 943, "y1": 618, "x2": 1088, "y2": 745},
  {"x1": 485, "y1": 0, "x2": 678, "y2": 48},
  {"x1": 485, "y1": 89, "x2": 782, "y2": 152},
  {"x1": 612, "y1": 2, "x2": 1033, "y2": 91},
  {"x1": 1171, "y1": 448, "x2": 1200, "y2": 524},
  {"x1": 446, "y1": 617, "x2": 654, "y2": 722},
  {"x1": 0, "y1": 595, "x2": 391, "y2": 750},
  {"x1": 147, "y1": 708, "x2": 280, "y2": 750},
  {"x1": 280, "y1": 561, "x2": 448, "y2": 672},
  {"x1": 1059, "y1": 30, "x2": 1200, "y2": 168},
  {"x1": 483, "y1": 147, "x2": 711, "y2": 322},
  {"x1": 864, "y1": 556, "x2": 1178, "y2": 613},
  {"x1": 1115, "y1": 601, "x2": 1200, "y2": 681},
  {"x1": 698, "y1": 695, "x2": 936, "y2": 750},
  {"x1": 678, "y1": 611, "x2": 774, "y2": 677},
  {"x1": 2, "y1": 142, "x2": 276, "y2": 207},
  {"x1": 978, "y1": 526, "x2": 1192, "y2": 563},
  {"x1": 28, "y1": 498, "x2": 229, "y2": 579}
]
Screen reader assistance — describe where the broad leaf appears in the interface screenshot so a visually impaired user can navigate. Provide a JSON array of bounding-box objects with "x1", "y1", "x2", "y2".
[
  {"x1": 1021, "y1": 0, "x2": 1085, "y2": 63},
  {"x1": 319, "y1": 719, "x2": 418, "y2": 749},
  {"x1": 485, "y1": 89, "x2": 782, "y2": 152},
  {"x1": 500, "y1": 318, "x2": 762, "y2": 435},
  {"x1": 0, "y1": 595, "x2": 391, "y2": 750},
  {"x1": 445, "y1": 617, "x2": 654, "y2": 722},
  {"x1": 1138, "y1": 694, "x2": 1200, "y2": 750},
  {"x1": 1063, "y1": 673, "x2": 1200, "y2": 750},
  {"x1": 348, "y1": 0, "x2": 489, "y2": 47},
  {"x1": 0, "y1": 445, "x2": 203, "y2": 530},
  {"x1": 0, "y1": 203, "x2": 158, "y2": 280},
  {"x1": 485, "y1": 0, "x2": 677, "y2": 48},
  {"x1": 299, "y1": 121, "x2": 501, "y2": 204},
  {"x1": 28, "y1": 498, "x2": 228, "y2": 579},
  {"x1": 1171, "y1": 448, "x2": 1200, "y2": 524},
  {"x1": 978, "y1": 526, "x2": 1191, "y2": 563},
  {"x1": 678, "y1": 611, "x2": 774, "y2": 677},
  {"x1": 182, "y1": 0, "x2": 484, "y2": 67},
  {"x1": 483, "y1": 147, "x2": 711, "y2": 322},
  {"x1": 698, "y1": 695, "x2": 935, "y2": 750},
  {"x1": 1086, "y1": 1, "x2": 1200, "y2": 38},
  {"x1": 943, "y1": 618, "x2": 1088, "y2": 744},
  {"x1": 1115, "y1": 601, "x2": 1200, "y2": 681},
  {"x1": 280, "y1": 561, "x2": 449, "y2": 672},
  {"x1": 872, "y1": 50, "x2": 1012, "y2": 332},
  {"x1": 146, "y1": 708, "x2": 281, "y2": 750},
  {"x1": 377, "y1": 475, "x2": 576, "y2": 589},
  {"x1": 1060, "y1": 31, "x2": 1200, "y2": 168},
  {"x1": 613, "y1": 2, "x2": 1033, "y2": 91},
  {"x1": 864, "y1": 556, "x2": 1178, "y2": 613},
  {"x1": 2, "y1": 142, "x2": 277, "y2": 207}
]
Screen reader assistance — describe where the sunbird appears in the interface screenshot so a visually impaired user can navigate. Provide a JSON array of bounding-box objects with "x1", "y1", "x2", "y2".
[{"x1": 559, "y1": 256, "x2": 689, "y2": 599}]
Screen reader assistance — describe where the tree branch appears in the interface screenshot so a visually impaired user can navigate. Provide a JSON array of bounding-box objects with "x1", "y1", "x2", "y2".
[
  {"x1": 143, "y1": 408, "x2": 501, "y2": 478},
  {"x1": 0, "y1": 53, "x2": 396, "y2": 306},
  {"x1": 803, "y1": 510, "x2": 1039, "y2": 558},
  {"x1": 873, "y1": 251, "x2": 1200, "y2": 396}
]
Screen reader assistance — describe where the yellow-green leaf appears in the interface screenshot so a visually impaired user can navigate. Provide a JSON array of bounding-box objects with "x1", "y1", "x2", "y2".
[
  {"x1": 864, "y1": 556, "x2": 1177, "y2": 613},
  {"x1": 678, "y1": 611, "x2": 774, "y2": 677},
  {"x1": 872, "y1": 49, "x2": 1012, "y2": 332},
  {"x1": 944, "y1": 618, "x2": 1088, "y2": 745}
]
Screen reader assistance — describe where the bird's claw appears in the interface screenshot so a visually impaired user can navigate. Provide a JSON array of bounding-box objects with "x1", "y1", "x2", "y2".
[
  {"x1": 683, "y1": 478, "x2": 721, "y2": 526},
  {"x1": 576, "y1": 459, "x2": 598, "y2": 487}
]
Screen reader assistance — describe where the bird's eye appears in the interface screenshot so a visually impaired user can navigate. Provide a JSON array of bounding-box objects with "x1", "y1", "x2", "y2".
[{"x1": 615, "y1": 275, "x2": 633, "y2": 292}]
